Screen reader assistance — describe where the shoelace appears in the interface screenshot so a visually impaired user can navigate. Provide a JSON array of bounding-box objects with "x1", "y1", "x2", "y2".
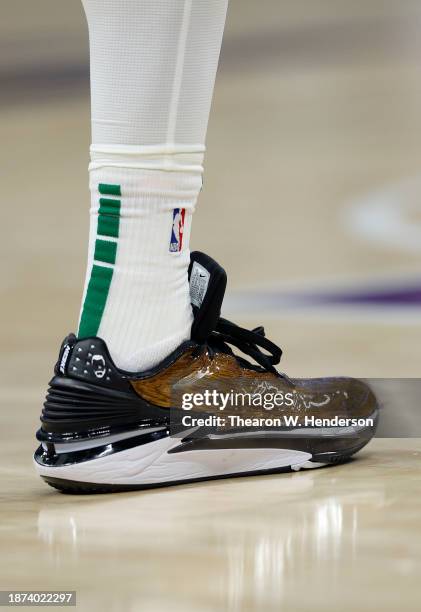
[{"x1": 206, "y1": 317, "x2": 283, "y2": 373}]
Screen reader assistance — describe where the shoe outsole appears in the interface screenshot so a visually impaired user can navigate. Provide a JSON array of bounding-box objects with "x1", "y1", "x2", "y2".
[{"x1": 39, "y1": 443, "x2": 366, "y2": 495}]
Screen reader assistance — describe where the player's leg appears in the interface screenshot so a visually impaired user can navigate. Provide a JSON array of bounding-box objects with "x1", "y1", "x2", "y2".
[
  {"x1": 78, "y1": 0, "x2": 228, "y2": 371},
  {"x1": 34, "y1": 1, "x2": 378, "y2": 492}
]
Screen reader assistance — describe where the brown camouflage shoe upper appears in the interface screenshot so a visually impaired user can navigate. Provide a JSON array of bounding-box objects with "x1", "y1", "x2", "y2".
[{"x1": 131, "y1": 345, "x2": 377, "y2": 424}]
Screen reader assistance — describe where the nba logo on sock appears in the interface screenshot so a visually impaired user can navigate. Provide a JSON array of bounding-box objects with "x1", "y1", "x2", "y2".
[{"x1": 169, "y1": 208, "x2": 186, "y2": 252}]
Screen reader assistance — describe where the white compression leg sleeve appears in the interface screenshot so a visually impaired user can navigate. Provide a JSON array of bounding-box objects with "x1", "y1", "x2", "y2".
[{"x1": 78, "y1": 0, "x2": 228, "y2": 371}]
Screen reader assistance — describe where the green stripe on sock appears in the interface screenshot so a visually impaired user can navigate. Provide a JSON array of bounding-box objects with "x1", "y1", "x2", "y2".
[
  {"x1": 97, "y1": 215, "x2": 120, "y2": 238},
  {"x1": 98, "y1": 196, "x2": 121, "y2": 237},
  {"x1": 99, "y1": 183, "x2": 121, "y2": 196},
  {"x1": 94, "y1": 239, "x2": 117, "y2": 265},
  {"x1": 78, "y1": 183, "x2": 122, "y2": 338},
  {"x1": 99, "y1": 197, "x2": 121, "y2": 216},
  {"x1": 78, "y1": 265, "x2": 114, "y2": 337}
]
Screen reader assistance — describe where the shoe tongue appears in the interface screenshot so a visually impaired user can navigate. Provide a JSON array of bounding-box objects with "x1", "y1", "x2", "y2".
[{"x1": 188, "y1": 251, "x2": 227, "y2": 343}]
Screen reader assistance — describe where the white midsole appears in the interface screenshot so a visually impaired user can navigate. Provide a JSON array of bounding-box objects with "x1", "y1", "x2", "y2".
[{"x1": 34, "y1": 436, "x2": 313, "y2": 486}]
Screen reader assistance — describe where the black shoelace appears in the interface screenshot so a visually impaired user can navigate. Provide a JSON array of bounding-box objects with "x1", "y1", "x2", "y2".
[{"x1": 205, "y1": 317, "x2": 283, "y2": 374}]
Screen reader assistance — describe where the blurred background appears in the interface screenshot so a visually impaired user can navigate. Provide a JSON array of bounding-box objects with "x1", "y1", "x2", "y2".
[{"x1": 2, "y1": 0, "x2": 421, "y2": 403}]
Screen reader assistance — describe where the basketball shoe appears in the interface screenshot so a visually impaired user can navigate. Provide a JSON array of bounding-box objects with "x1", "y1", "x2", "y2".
[{"x1": 34, "y1": 252, "x2": 378, "y2": 492}]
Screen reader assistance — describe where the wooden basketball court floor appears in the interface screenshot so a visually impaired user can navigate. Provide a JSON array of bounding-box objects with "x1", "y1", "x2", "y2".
[{"x1": 1, "y1": 1, "x2": 420, "y2": 610}]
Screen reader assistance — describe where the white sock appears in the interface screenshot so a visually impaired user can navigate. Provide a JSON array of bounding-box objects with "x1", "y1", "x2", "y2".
[{"x1": 79, "y1": 0, "x2": 228, "y2": 371}]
